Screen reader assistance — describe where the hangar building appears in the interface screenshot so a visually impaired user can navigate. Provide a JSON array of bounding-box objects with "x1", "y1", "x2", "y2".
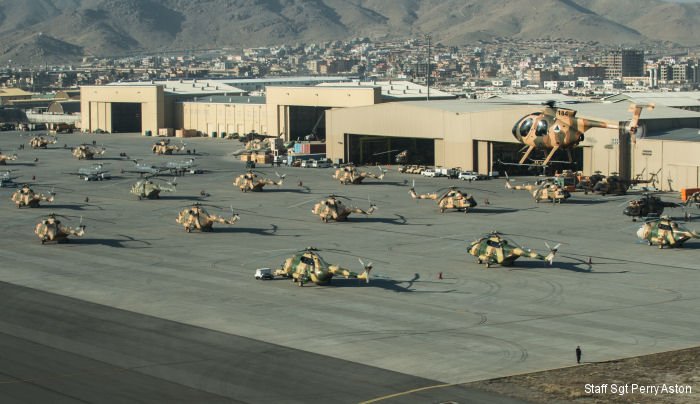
[
  {"x1": 324, "y1": 100, "x2": 700, "y2": 190},
  {"x1": 80, "y1": 80, "x2": 700, "y2": 190}
]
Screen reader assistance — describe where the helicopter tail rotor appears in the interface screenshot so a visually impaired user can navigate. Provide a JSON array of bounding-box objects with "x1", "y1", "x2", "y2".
[
  {"x1": 544, "y1": 242, "x2": 560, "y2": 265},
  {"x1": 504, "y1": 171, "x2": 513, "y2": 189},
  {"x1": 626, "y1": 103, "x2": 655, "y2": 143},
  {"x1": 358, "y1": 258, "x2": 372, "y2": 283}
]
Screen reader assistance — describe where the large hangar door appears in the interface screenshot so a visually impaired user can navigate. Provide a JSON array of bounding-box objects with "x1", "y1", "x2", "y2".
[
  {"x1": 289, "y1": 106, "x2": 329, "y2": 141},
  {"x1": 346, "y1": 134, "x2": 435, "y2": 165},
  {"x1": 111, "y1": 103, "x2": 142, "y2": 133}
]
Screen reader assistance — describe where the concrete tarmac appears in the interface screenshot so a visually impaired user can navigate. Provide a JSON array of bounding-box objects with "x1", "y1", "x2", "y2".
[
  {"x1": 0, "y1": 132, "x2": 698, "y2": 402},
  {"x1": 0, "y1": 281, "x2": 518, "y2": 404}
]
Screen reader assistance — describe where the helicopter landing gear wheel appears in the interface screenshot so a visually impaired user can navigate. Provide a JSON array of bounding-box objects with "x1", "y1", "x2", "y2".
[
  {"x1": 186, "y1": 227, "x2": 191, "y2": 233},
  {"x1": 486, "y1": 262, "x2": 491, "y2": 268},
  {"x1": 41, "y1": 239, "x2": 45, "y2": 244},
  {"x1": 440, "y1": 208, "x2": 445, "y2": 213}
]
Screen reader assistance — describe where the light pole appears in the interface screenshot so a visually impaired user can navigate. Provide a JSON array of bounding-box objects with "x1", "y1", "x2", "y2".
[{"x1": 425, "y1": 34, "x2": 431, "y2": 101}]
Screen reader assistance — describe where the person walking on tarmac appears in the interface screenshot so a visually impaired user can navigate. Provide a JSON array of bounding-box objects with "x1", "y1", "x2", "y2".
[{"x1": 576, "y1": 346, "x2": 582, "y2": 364}]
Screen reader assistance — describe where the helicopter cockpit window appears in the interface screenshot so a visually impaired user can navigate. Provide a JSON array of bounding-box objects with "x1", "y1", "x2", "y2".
[
  {"x1": 658, "y1": 223, "x2": 672, "y2": 231},
  {"x1": 486, "y1": 240, "x2": 501, "y2": 248},
  {"x1": 519, "y1": 118, "x2": 533, "y2": 137},
  {"x1": 535, "y1": 120, "x2": 548, "y2": 136},
  {"x1": 300, "y1": 256, "x2": 315, "y2": 266}
]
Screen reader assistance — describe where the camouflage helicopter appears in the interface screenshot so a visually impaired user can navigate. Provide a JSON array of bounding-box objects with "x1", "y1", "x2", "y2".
[
  {"x1": 332, "y1": 165, "x2": 386, "y2": 185},
  {"x1": 231, "y1": 138, "x2": 272, "y2": 156},
  {"x1": 11, "y1": 184, "x2": 55, "y2": 208},
  {"x1": 685, "y1": 191, "x2": 700, "y2": 209},
  {"x1": 511, "y1": 100, "x2": 654, "y2": 165},
  {"x1": 311, "y1": 195, "x2": 377, "y2": 222},
  {"x1": 162, "y1": 158, "x2": 202, "y2": 175},
  {"x1": 69, "y1": 163, "x2": 111, "y2": 181},
  {"x1": 409, "y1": 181, "x2": 477, "y2": 213},
  {"x1": 636, "y1": 217, "x2": 699, "y2": 248},
  {"x1": 29, "y1": 136, "x2": 57, "y2": 149},
  {"x1": 0, "y1": 150, "x2": 18, "y2": 165},
  {"x1": 34, "y1": 213, "x2": 85, "y2": 244},
  {"x1": 371, "y1": 149, "x2": 409, "y2": 164},
  {"x1": 505, "y1": 173, "x2": 570, "y2": 203},
  {"x1": 234, "y1": 170, "x2": 285, "y2": 192},
  {"x1": 71, "y1": 144, "x2": 106, "y2": 160},
  {"x1": 622, "y1": 193, "x2": 680, "y2": 221},
  {"x1": 176, "y1": 203, "x2": 240, "y2": 232},
  {"x1": 130, "y1": 177, "x2": 176, "y2": 199},
  {"x1": 590, "y1": 171, "x2": 659, "y2": 195},
  {"x1": 152, "y1": 139, "x2": 187, "y2": 155},
  {"x1": 468, "y1": 232, "x2": 559, "y2": 268},
  {"x1": 268, "y1": 247, "x2": 372, "y2": 287}
]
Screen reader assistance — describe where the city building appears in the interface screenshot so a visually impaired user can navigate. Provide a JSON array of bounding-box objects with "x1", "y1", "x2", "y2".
[{"x1": 603, "y1": 49, "x2": 645, "y2": 79}]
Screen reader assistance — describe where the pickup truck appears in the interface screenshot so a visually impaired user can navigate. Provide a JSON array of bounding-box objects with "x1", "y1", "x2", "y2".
[
  {"x1": 255, "y1": 268, "x2": 274, "y2": 280},
  {"x1": 458, "y1": 171, "x2": 481, "y2": 181},
  {"x1": 312, "y1": 159, "x2": 331, "y2": 168}
]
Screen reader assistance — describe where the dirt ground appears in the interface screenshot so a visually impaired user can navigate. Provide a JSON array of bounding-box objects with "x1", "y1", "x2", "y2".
[{"x1": 468, "y1": 347, "x2": 699, "y2": 403}]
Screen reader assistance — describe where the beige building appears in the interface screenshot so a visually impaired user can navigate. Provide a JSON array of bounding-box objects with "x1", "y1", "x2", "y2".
[
  {"x1": 79, "y1": 80, "x2": 700, "y2": 190},
  {"x1": 81, "y1": 85, "x2": 165, "y2": 135},
  {"x1": 325, "y1": 100, "x2": 700, "y2": 190},
  {"x1": 177, "y1": 86, "x2": 382, "y2": 139},
  {"x1": 0, "y1": 88, "x2": 34, "y2": 105}
]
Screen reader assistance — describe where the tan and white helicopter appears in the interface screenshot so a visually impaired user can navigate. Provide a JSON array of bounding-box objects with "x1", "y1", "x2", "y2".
[
  {"x1": 35, "y1": 213, "x2": 85, "y2": 244},
  {"x1": 266, "y1": 247, "x2": 372, "y2": 287},
  {"x1": 130, "y1": 177, "x2": 176, "y2": 199},
  {"x1": 504, "y1": 173, "x2": 571, "y2": 203},
  {"x1": 0, "y1": 149, "x2": 18, "y2": 165},
  {"x1": 332, "y1": 165, "x2": 386, "y2": 185},
  {"x1": 176, "y1": 203, "x2": 240, "y2": 232},
  {"x1": 234, "y1": 170, "x2": 285, "y2": 192},
  {"x1": 311, "y1": 195, "x2": 377, "y2": 222},
  {"x1": 152, "y1": 139, "x2": 187, "y2": 155},
  {"x1": 72, "y1": 144, "x2": 106, "y2": 160},
  {"x1": 29, "y1": 136, "x2": 57, "y2": 149},
  {"x1": 11, "y1": 184, "x2": 55, "y2": 208},
  {"x1": 409, "y1": 181, "x2": 477, "y2": 213}
]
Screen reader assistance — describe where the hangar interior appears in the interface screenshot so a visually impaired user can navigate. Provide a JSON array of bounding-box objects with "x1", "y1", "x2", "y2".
[
  {"x1": 345, "y1": 135, "x2": 435, "y2": 165},
  {"x1": 289, "y1": 106, "x2": 329, "y2": 140},
  {"x1": 110, "y1": 103, "x2": 142, "y2": 133}
]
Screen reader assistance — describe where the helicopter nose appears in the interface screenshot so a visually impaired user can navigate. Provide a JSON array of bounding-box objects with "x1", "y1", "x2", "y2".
[
  {"x1": 636, "y1": 227, "x2": 645, "y2": 240},
  {"x1": 511, "y1": 127, "x2": 522, "y2": 142}
]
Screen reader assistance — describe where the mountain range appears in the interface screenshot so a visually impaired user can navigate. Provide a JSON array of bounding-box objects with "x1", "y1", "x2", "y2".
[{"x1": 0, "y1": 0, "x2": 698, "y2": 64}]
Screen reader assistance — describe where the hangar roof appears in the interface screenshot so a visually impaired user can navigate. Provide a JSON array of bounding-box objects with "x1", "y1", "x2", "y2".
[
  {"x1": 488, "y1": 94, "x2": 583, "y2": 103},
  {"x1": 603, "y1": 92, "x2": 700, "y2": 108},
  {"x1": 318, "y1": 80, "x2": 456, "y2": 100},
  {"x1": 382, "y1": 99, "x2": 700, "y2": 121},
  {"x1": 109, "y1": 80, "x2": 246, "y2": 96},
  {"x1": 644, "y1": 127, "x2": 700, "y2": 142},
  {"x1": 189, "y1": 95, "x2": 266, "y2": 104}
]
